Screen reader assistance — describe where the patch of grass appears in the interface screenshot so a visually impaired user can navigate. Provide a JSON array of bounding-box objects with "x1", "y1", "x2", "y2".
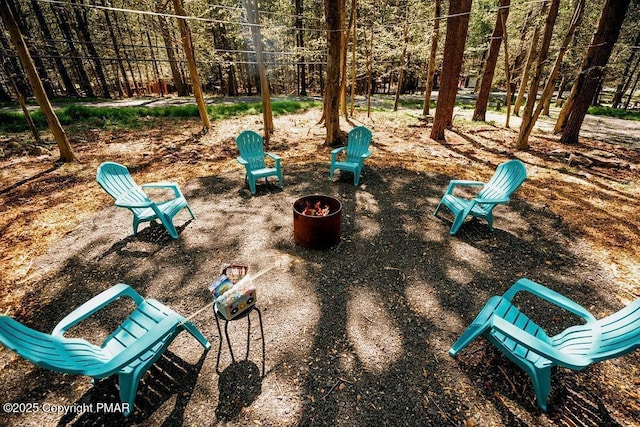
[
  {"x1": 0, "y1": 99, "x2": 321, "y2": 133},
  {"x1": 588, "y1": 106, "x2": 640, "y2": 121}
]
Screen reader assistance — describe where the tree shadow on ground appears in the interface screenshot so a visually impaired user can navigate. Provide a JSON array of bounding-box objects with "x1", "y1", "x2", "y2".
[
  {"x1": 55, "y1": 350, "x2": 207, "y2": 426},
  {"x1": 0, "y1": 160, "x2": 636, "y2": 426}
]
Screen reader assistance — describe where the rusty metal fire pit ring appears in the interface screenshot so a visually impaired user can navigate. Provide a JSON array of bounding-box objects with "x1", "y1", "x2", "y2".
[{"x1": 293, "y1": 195, "x2": 342, "y2": 249}]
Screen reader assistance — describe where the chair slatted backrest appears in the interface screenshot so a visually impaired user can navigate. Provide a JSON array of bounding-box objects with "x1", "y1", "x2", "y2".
[
  {"x1": 102, "y1": 299, "x2": 173, "y2": 355},
  {"x1": 96, "y1": 162, "x2": 149, "y2": 207},
  {"x1": 478, "y1": 159, "x2": 526, "y2": 200},
  {"x1": 0, "y1": 316, "x2": 107, "y2": 375},
  {"x1": 236, "y1": 130, "x2": 267, "y2": 170},
  {"x1": 345, "y1": 126, "x2": 373, "y2": 163},
  {"x1": 591, "y1": 299, "x2": 640, "y2": 362}
]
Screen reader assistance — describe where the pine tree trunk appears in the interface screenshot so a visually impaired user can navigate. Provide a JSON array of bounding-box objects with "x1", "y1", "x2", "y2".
[
  {"x1": 54, "y1": 4, "x2": 94, "y2": 97},
  {"x1": 146, "y1": 28, "x2": 163, "y2": 96},
  {"x1": 295, "y1": 0, "x2": 307, "y2": 96},
  {"x1": 526, "y1": 1, "x2": 584, "y2": 127},
  {"x1": 502, "y1": 11, "x2": 512, "y2": 128},
  {"x1": 29, "y1": 0, "x2": 76, "y2": 97},
  {"x1": 339, "y1": 0, "x2": 355, "y2": 116},
  {"x1": 423, "y1": 0, "x2": 441, "y2": 116},
  {"x1": 172, "y1": 0, "x2": 211, "y2": 129},
  {"x1": 246, "y1": 0, "x2": 273, "y2": 137},
  {"x1": 366, "y1": 23, "x2": 373, "y2": 118},
  {"x1": 324, "y1": 0, "x2": 345, "y2": 146},
  {"x1": 113, "y1": 11, "x2": 141, "y2": 96},
  {"x1": 620, "y1": 55, "x2": 640, "y2": 108},
  {"x1": 513, "y1": 2, "x2": 549, "y2": 117},
  {"x1": 0, "y1": 25, "x2": 30, "y2": 96},
  {"x1": 1, "y1": 59, "x2": 41, "y2": 144},
  {"x1": 554, "y1": 73, "x2": 566, "y2": 106},
  {"x1": 72, "y1": 0, "x2": 111, "y2": 98},
  {"x1": 156, "y1": 1, "x2": 187, "y2": 96},
  {"x1": 473, "y1": 0, "x2": 510, "y2": 121},
  {"x1": 611, "y1": 31, "x2": 640, "y2": 108},
  {"x1": 393, "y1": 20, "x2": 409, "y2": 112},
  {"x1": 102, "y1": 0, "x2": 132, "y2": 97},
  {"x1": 516, "y1": 0, "x2": 559, "y2": 150},
  {"x1": 560, "y1": 0, "x2": 631, "y2": 144},
  {"x1": 430, "y1": 0, "x2": 472, "y2": 141},
  {"x1": 349, "y1": 8, "x2": 357, "y2": 117},
  {"x1": 7, "y1": 0, "x2": 54, "y2": 97},
  {"x1": 0, "y1": 0, "x2": 76, "y2": 161},
  {"x1": 623, "y1": 69, "x2": 640, "y2": 109}
]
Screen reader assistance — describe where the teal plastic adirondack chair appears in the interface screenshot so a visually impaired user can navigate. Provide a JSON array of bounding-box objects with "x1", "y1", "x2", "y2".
[
  {"x1": 449, "y1": 278, "x2": 640, "y2": 410},
  {"x1": 235, "y1": 130, "x2": 283, "y2": 194},
  {"x1": 97, "y1": 162, "x2": 194, "y2": 239},
  {"x1": 434, "y1": 159, "x2": 526, "y2": 235},
  {"x1": 0, "y1": 284, "x2": 210, "y2": 417},
  {"x1": 329, "y1": 126, "x2": 373, "y2": 186}
]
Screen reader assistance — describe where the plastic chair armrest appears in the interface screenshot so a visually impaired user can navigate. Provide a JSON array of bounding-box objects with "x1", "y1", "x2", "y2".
[
  {"x1": 491, "y1": 316, "x2": 591, "y2": 370},
  {"x1": 236, "y1": 156, "x2": 248, "y2": 166},
  {"x1": 115, "y1": 189, "x2": 153, "y2": 208},
  {"x1": 52, "y1": 284, "x2": 145, "y2": 336},
  {"x1": 331, "y1": 146, "x2": 346, "y2": 162},
  {"x1": 361, "y1": 150, "x2": 372, "y2": 159},
  {"x1": 502, "y1": 278, "x2": 596, "y2": 322},
  {"x1": 265, "y1": 152, "x2": 281, "y2": 168},
  {"x1": 445, "y1": 180, "x2": 485, "y2": 195},
  {"x1": 141, "y1": 182, "x2": 182, "y2": 198}
]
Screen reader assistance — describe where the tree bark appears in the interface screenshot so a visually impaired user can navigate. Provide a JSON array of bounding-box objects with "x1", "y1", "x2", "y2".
[
  {"x1": 324, "y1": 0, "x2": 345, "y2": 146},
  {"x1": 472, "y1": 0, "x2": 510, "y2": 122},
  {"x1": 620, "y1": 55, "x2": 640, "y2": 109},
  {"x1": 366, "y1": 22, "x2": 373, "y2": 118},
  {"x1": 71, "y1": 0, "x2": 111, "y2": 98},
  {"x1": 515, "y1": 0, "x2": 559, "y2": 150},
  {"x1": 502, "y1": 11, "x2": 512, "y2": 128},
  {"x1": 156, "y1": 2, "x2": 188, "y2": 96},
  {"x1": 6, "y1": 0, "x2": 54, "y2": 97},
  {"x1": 513, "y1": 1, "x2": 547, "y2": 117},
  {"x1": 430, "y1": 0, "x2": 472, "y2": 141},
  {"x1": 53, "y1": 3, "x2": 95, "y2": 97},
  {"x1": 422, "y1": 0, "x2": 441, "y2": 116},
  {"x1": 623, "y1": 67, "x2": 640, "y2": 109},
  {"x1": 294, "y1": 0, "x2": 307, "y2": 96},
  {"x1": 102, "y1": 0, "x2": 131, "y2": 97},
  {"x1": 113, "y1": 11, "x2": 140, "y2": 96},
  {"x1": 519, "y1": 0, "x2": 584, "y2": 139},
  {"x1": 0, "y1": 0, "x2": 76, "y2": 162},
  {"x1": 172, "y1": 0, "x2": 211, "y2": 129},
  {"x1": 246, "y1": 0, "x2": 273, "y2": 139},
  {"x1": 611, "y1": 31, "x2": 640, "y2": 108},
  {"x1": 29, "y1": 0, "x2": 77, "y2": 97},
  {"x1": 349, "y1": 5, "x2": 357, "y2": 117},
  {"x1": 339, "y1": 0, "x2": 355, "y2": 116},
  {"x1": 393, "y1": 19, "x2": 409, "y2": 112},
  {"x1": 540, "y1": 1, "x2": 585, "y2": 113},
  {"x1": 560, "y1": 0, "x2": 631, "y2": 144},
  {"x1": 1, "y1": 57, "x2": 41, "y2": 144}
]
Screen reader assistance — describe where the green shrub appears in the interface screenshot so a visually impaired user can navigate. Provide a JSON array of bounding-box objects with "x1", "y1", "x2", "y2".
[{"x1": 588, "y1": 106, "x2": 640, "y2": 121}]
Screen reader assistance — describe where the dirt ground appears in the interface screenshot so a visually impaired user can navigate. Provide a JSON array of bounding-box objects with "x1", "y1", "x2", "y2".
[{"x1": 0, "y1": 105, "x2": 639, "y2": 426}]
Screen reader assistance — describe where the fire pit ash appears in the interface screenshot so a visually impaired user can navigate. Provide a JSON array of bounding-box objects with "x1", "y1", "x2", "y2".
[{"x1": 293, "y1": 195, "x2": 342, "y2": 249}]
